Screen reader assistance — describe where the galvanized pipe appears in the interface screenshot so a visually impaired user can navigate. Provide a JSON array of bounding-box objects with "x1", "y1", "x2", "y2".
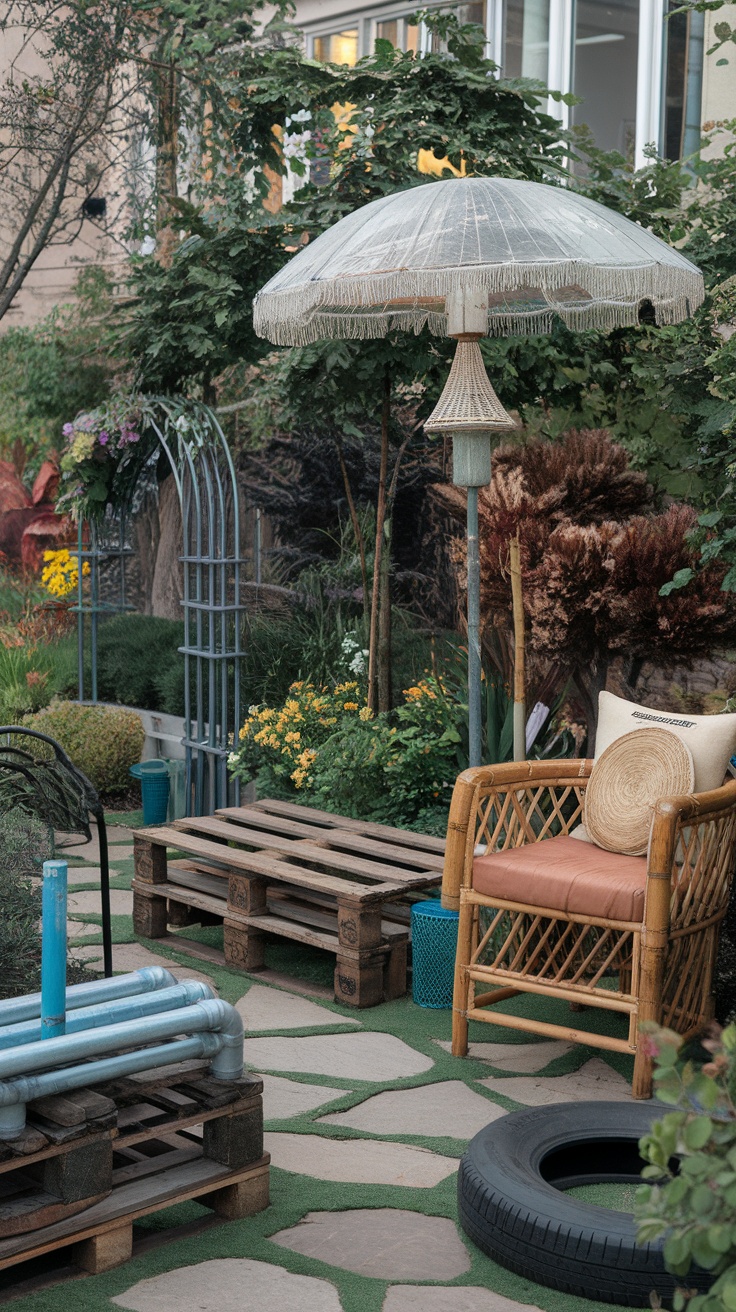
[
  {"x1": 0, "y1": 999, "x2": 243, "y2": 1082},
  {"x1": 0, "y1": 981, "x2": 214, "y2": 1050},
  {"x1": 0, "y1": 967, "x2": 177, "y2": 1029},
  {"x1": 0, "y1": 1033, "x2": 225, "y2": 1137},
  {"x1": 40, "y1": 860, "x2": 67, "y2": 1040}
]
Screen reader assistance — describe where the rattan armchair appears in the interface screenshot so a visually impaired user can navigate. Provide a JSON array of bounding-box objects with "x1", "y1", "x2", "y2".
[{"x1": 442, "y1": 759, "x2": 736, "y2": 1098}]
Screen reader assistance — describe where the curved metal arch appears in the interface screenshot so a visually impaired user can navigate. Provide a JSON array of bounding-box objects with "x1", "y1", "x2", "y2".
[{"x1": 74, "y1": 399, "x2": 246, "y2": 817}]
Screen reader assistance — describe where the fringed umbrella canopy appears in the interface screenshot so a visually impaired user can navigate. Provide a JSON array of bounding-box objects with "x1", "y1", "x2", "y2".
[
  {"x1": 253, "y1": 175, "x2": 704, "y2": 768},
  {"x1": 253, "y1": 176, "x2": 704, "y2": 346}
]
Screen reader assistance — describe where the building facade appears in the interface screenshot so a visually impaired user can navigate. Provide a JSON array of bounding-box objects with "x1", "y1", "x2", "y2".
[{"x1": 295, "y1": 0, "x2": 736, "y2": 169}]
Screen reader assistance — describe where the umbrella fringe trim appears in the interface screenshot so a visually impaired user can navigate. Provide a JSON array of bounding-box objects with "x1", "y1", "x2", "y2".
[{"x1": 253, "y1": 260, "x2": 704, "y2": 345}]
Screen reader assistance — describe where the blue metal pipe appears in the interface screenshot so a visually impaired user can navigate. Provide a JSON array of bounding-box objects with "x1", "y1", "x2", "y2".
[
  {"x1": 0, "y1": 999, "x2": 243, "y2": 1082},
  {"x1": 40, "y1": 860, "x2": 67, "y2": 1040},
  {"x1": 0, "y1": 981, "x2": 214, "y2": 1050},
  {"x1": 0, "y1": 1033, "x2": 226, "y2": 1137},
  {"x1": 0, "y1": 967, "x2": 176, "y2": 1030}
]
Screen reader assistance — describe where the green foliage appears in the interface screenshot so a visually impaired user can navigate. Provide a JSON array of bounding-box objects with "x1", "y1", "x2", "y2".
[
  {"x1": 0, "y1": 645, "x2": 51, "y2": 723},
  {"x1": 26, "y1": 701, "x2": 144, "y2": 795},
  {"x1": 636, "y1": 1022, "x2": 736, "y2": 1311},
  {"x1": 0, "y1": 810, "x2": 50, "y2": 999},
  {"x1": 118, "y1": 12, "x2": 567, "y2": 395},
  {"x1": 229, "y1": 662, "x2": 570, "y2": 835},
  {"x1": 0, "y1": 270, "x2": 113, "y2": 474}
]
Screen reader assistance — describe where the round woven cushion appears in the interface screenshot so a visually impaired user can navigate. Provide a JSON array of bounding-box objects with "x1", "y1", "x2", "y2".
[{"x1": 584, "y1": 727, "x2": 694, "y2": 856}]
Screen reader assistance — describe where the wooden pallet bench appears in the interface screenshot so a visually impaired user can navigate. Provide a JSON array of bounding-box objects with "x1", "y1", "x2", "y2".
[
  {"x1": 0, "y1": 1058, "x2": 269, "y2": 1274},
  {"x1": 133, "y1": 798, "x2": 445, "y2": 1006}
]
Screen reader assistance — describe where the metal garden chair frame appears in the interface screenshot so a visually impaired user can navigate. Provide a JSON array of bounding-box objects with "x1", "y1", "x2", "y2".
[
  {"x1": 442, "y1": 759, "x2": 736, "y2": 1098},
  {"x1": 0, "y1": 727, "x2": 112, "y2": 977}
]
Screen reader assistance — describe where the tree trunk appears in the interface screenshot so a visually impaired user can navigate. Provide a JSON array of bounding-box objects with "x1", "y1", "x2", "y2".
[
  {"x1": 367, "y1": 369, "x2": 390, "y2": 714},
  {"x1": 336, "y1": 437, "x2": 369, "y2": 624},
  {"x1": 155, "y1": 59, "x2": 179, "y2": 268}
]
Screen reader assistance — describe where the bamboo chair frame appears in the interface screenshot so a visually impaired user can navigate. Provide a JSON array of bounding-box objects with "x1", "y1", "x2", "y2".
[{"x1": 442, "y1": 760, "x2": 736, "y2": 1098}]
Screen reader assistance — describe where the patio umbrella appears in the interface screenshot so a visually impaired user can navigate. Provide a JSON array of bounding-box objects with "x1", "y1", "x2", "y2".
[{"x1": 253, "y1": 176, "x2": 704, "y2": 766}]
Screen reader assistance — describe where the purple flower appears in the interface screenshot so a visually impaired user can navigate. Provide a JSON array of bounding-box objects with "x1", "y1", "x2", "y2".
[
  {"x1": 98, "y1": 430, "x2": 109, "y2": 446},
  {"x1": 62, "y1": 422, "x2": 74, "y2": 437}
]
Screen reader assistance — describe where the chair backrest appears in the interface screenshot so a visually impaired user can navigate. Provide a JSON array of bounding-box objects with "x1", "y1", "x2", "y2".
[{"x1": 0, "y1": 727, "x2": 102, "y2": 845}]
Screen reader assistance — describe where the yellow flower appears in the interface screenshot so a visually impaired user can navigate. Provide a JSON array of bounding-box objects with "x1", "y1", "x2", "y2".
[
  {"x1": 359, "y1": 706, "x2": 373, "y2": 721},
  {"x1": 284, "y1": 731, "x2": 301, "y2": 744},
  {"x1": 343, "y1": 701, "x2": 359, "y2": 711},
  {"x1": 40, "y1": 549, "x2": 90, "y2": 599}
]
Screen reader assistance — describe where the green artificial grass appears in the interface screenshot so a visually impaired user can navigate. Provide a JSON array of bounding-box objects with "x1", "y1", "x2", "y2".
[{"x1": 18, "y1": 884, "x2": 646, "y2": 1312}]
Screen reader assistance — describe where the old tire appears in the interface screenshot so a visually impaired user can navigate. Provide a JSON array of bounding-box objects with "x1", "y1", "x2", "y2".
[{"x1": 458, "y1": 1100, "x2": 711, "y2": 1308}]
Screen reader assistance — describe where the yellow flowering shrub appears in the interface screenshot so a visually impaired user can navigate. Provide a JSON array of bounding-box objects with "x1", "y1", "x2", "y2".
[
  {"x1": 40, "y1": 549, "x2": 90, "y2": 600},
  {"x1": 229, "y1": 680, "x2": 368, "y2": 792}
]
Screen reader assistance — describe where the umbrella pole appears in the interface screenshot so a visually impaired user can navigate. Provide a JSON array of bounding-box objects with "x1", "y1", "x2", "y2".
[{"x1": 467, "y1": 485, "x2": 482, "y2": 768}]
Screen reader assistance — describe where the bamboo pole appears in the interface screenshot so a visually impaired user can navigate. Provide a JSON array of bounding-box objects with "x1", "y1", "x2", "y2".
[
  {"x1": 367, "y1": 369, "x2": 390, "y2": 714},
  {"x1": 509, "y1": 535, "x2": 525, "y2": 761}
]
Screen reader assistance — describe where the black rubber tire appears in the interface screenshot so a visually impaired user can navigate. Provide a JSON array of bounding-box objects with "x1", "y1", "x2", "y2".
[{"x1": 458, "y1": 1100, "x2": 712, "y2": 1308}]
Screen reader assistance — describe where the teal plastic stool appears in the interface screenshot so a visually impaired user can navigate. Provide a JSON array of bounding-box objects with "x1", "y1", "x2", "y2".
[
  {"x1": 411, "y1": 900, "x2": 460, "y2": 1009},
  {"x1": 130, "y1": 761, "x2": 170, "y2": 826}
]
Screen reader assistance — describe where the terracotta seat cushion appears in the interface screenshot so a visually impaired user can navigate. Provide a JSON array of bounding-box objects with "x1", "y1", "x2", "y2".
[{"x1": 472, "y1": 835, "x2": 648, "y2": 922}]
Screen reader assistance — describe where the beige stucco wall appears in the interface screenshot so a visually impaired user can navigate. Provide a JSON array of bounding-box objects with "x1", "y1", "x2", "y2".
[{"x1": 702, "y1": 10, "x2": 736, "y2": 127}]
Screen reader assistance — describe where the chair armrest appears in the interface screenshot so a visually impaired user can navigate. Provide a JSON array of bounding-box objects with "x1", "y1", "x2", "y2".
[
  {"x1": 441, "y1": 759, "x2": 592, "y2": 910},
  {"x1": 645, "y1": 778, "x2": 736, "y2": 933}
]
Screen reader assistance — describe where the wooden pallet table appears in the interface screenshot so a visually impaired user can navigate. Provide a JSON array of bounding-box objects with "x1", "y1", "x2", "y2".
[
  {"x1": 133, "y1": 799, "x2": 445, "y2": 1006},
  {"x1": 0, "y1": 1060, "x2": 269, "y2": 1273}
]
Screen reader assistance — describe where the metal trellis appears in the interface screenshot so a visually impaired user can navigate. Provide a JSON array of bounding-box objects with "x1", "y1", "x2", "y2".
[{"x1": 73, "y1": 399, "x2": 246, "y2": 817}]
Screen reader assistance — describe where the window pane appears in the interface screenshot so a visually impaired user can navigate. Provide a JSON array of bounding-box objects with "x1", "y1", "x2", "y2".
[
  {"x1": 376, "y1": 18, "x2": 398, "y2": 45},
  {"x1": 313, "y1": 29, "x2": 359, "y2": 65},
  {"x1": 457, "y1": 2, "x2": 485, "y2": 27},
  {"x1": 504, "y1": 0, "x2": 549, "y2": 80},
  {"x1": 663, "y1": 3, "x2": 688, "y2": 159},
  {"x1": 331, "y1": 29, "x2": 359, "y2": 64},
  {"x1": 572, "y1": 0, "x2": 639, "y2": 157},
  {"x1": 405, "y1": 20, "x2": 419, "y2": 52}
]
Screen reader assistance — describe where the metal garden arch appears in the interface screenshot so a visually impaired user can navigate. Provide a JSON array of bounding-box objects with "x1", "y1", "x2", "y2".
[{"x1": 73, "y1": 398, "x2": 246, "y2": 817}]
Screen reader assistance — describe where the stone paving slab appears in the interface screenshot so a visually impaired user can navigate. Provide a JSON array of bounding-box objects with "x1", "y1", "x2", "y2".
[
  {"x1": 319, "y1": 1079, "x2": 504, "y2": 1139},
  {"x1": 264, "y1": 1131, "x2": 457, "y2": 1187},
  {"x1": 113, "y1": 1258, "x2": 343, "y2": 1312},
  {"x1": 243, "y1": 1033, "x2": 433, "y2": 1082},
  {"x1": 236, "y1": 984, "x2": 359, "y2": 1033},
  {"x1": 383, "y1": 1288, "x2": 544, "y2": 1312},
  {"x1": 66, "y1": 920, "x2": 101, "y2": 939},
  {"x1": 68, "y1": 888, "x2": 133, "y2": 916},
  {"x1": 271, "y1": 1209, "x2": 471, "y2": 1280},
  {"x1": 65, "y1": 866, "x2": 103, "y2": 885},
  {"x1": 435, "y1": 1039, "x2": 574, "y2": 1073},
  {"x1": 63, "y1": 841, "x2": 134, "y2": 863},
  {"x1": 110, "y1": 943, "x2": 217, "y2": 988},
  {"x1": 261, "y1": 1074, "x2": 351, "y2": 1121},
  {"x1": 478, "y1": 1056, "x2": 632, "y2": 1105}
]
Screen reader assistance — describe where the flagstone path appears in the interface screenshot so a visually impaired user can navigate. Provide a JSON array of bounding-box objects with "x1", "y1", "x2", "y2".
[{"x1": 17, "y1": 814, "x2": 640, "y2": 1312}]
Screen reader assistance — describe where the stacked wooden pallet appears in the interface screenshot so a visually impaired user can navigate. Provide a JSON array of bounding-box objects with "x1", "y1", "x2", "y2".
[
  {"x1": 133, "y1": 798, "x2": 445, "y2": 1006},
  {"x1": 0, "y1": 1058, "x2": 269, "y2": 1274}
]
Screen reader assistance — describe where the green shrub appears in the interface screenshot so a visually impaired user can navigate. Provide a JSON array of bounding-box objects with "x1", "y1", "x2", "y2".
[
  {"x1": 27, "y1": 700, "x2": 144, "y2": 795},
  {"x1": 636, "y1": 1023, "x2": 736, "y2": 1311},
  {"x1": 0, "y1": 645, "x2": 52, "y2": 723},
  {"x1": 0, "y1": 810, "x2": 49, "y2": 999}
]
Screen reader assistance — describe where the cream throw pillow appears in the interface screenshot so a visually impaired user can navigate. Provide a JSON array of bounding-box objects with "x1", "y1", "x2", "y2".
[{"x1": 595, "y1": 691, "x2": 736, "y2": 794}]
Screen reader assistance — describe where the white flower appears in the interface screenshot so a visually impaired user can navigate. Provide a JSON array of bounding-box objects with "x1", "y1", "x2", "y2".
[
  {"x1": 363, "y1": 125, "x2": 375, "y2": 140},
  {"x1": 341, "y1": 634, "x2": 359, "y2": 652},
  {"x1": 349, "y1": 649, "x2": 369, "y2": 675},
  {"x1": 227, "y1": 752, "x2": 239, "y2": 767},
  {"x1": 248, "y1": 704, "x2": 259, "y2": 715},
  {"x1": 283, "y1": 130, "x2": 312, "y2": 159},
  {"x1": 286, "y1": 109, "x2": 312, "y2": 125}
]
